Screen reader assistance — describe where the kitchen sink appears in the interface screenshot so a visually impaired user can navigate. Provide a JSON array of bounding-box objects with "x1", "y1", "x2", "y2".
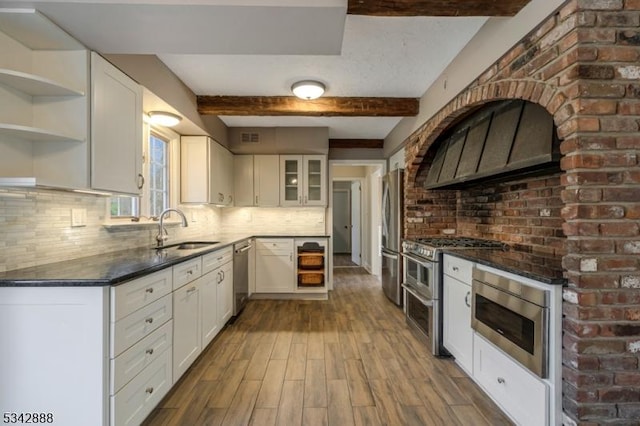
[{"x1": 154, "y1": 241, "x2": 220, "y2": 250}]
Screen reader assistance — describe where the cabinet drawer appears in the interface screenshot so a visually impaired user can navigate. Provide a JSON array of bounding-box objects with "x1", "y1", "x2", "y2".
[
  {"x1": 110, "y1": 347, "x2": 172, "y2": 426},
  {"x1": 111, "y1": 294, "x2": 172, "y2": 358},
  {"x1": 473, "y1": 334, "x2": 548, "y2": 426},
  {"x1": 256, "y1": 239, "x2": 293, "y2": 253},
  {"x1": 111, "y1": 320, "x2": 173, "y2": 394},
  {"x1": 111, "y1": 269, "x2": 172, "y2": 322},
  {"x1": 173, "y1": 257, "x2": 202, "y2": 290},
  {"x1": 443, "y1": 254, "x2": 473, "y2": 283},
  {"x1": 202, "y1": 246, "x2": 233, "y2": 274}
]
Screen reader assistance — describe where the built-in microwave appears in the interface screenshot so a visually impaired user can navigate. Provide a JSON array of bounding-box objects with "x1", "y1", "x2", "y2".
[{"x1": 471, "y1": 268, "x2": 549, "y2": 378}]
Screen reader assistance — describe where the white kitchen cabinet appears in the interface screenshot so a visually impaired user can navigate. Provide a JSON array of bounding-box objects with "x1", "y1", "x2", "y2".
[
  {"x1": 181, "y1": 136, "x2": 234, "y2": 205},
  {"x1": 91, "y1": 52, "x2": 143, "y2": 195},
  {"x1": 217, "y1": 261, "x2": 234, "y2": 327},
  {"x1": 255, "y1": 238, "x2": 295, "y2": 293},
  {"x1": 474, "y1": 334, "x2": 548, "y2": 426},
  {"x1": 234, "y1": 154, "x2": 280, "y2": 206},
  {"x1": 172, "y1": 278, "x2": 201, "y2": 382},
  {"x1": 280, "y1": 155, "x2": 326, "y2": 206},
  {"x1": 443, "y1": 254, "x2": 474, "y2": 375},
  {"x1": 0, "y1": 10, "x2": 90, "y2": 189},
  {"x1": 199, "y1": 269, "x2": 219, "y2": 349}
]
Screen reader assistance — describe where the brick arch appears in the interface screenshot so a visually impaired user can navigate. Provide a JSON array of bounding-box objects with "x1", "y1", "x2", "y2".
[{"x1": 405, "y1": 79, "x2": 569, "y2": 185}]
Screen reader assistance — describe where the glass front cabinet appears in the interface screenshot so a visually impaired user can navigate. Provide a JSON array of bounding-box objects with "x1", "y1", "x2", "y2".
[{"x1": 279, "y1": 155, "x2": 326, "y2": 206}]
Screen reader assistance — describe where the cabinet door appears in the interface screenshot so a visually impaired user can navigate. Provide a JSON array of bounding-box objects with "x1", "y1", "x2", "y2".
[
  {"x1": 280, "y1": 155, "x2": 303, "y2": 206},
  {"x1": 91, "y1": 52, "x2": 142, "y2": 194},
  {"x1": 255, "y1": 239, "x2": 294, "y2": 293},
  {"x1": 200, "y1": 270, "x2": 219, "y2": 349},
  {"x1": 234, "y1": 155, "x2": 254, "y2": 206},
  {"x1": 303, "y1": 155, "x2": 326, "y2": 206},
  {"x1": 255, "y1": 155, "x2": 280, "y2": 206},
  {"x1": 181, "y1": 136, "x2": 210, "y2": 203},
  {"x1": 172, "y1": 280, "x2": 201, "y2": 382},
  {"x1": 443, "y1": 275, "x2": 473, "y2": 374},
  {"x1": 217, "y1": 262, "x2": 234, "y2": 327},
  {"x1": 210, "y1": 141, "x2": 234, "y2": 206}
]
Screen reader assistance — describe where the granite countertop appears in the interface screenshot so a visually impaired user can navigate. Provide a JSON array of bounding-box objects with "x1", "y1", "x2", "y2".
[
  {"x1": 444, "y1": 246, "x2": 567, "y2": 285},
  {"x1": 0, "y1": 234, "x2": 330, "y2": 287}
]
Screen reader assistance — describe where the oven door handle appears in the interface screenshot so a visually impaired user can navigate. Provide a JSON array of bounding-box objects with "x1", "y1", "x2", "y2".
[
  {"x1": 401, "y1": 252, "x2": 433, "y2": 267},
  {"x1": 402, "y1": 284, "x2": 434, "y2": 307}
]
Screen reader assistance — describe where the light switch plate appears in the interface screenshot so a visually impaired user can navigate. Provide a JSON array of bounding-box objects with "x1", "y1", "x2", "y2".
[{"x1": 71, "y1": 208, "x2": 87, "y2": 227}]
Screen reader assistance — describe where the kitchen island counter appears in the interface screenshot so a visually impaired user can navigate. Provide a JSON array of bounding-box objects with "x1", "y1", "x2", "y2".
[{"x1": 0, "y1": 233, "x2": 329, "y2": 287}]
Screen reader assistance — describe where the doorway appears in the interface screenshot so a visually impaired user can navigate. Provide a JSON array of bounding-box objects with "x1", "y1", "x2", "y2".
[{"x1": 328, "y1": 161, "x2": 385, "y2": 285}]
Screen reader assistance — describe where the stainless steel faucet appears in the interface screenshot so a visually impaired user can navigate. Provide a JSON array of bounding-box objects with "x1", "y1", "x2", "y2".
[{"x1": 156, "y1": 208, "x2": 188, "y2": 247}]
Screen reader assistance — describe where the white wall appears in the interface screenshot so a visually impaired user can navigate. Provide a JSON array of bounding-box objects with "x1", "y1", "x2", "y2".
[{"x1": 384, "y1": 0, "x2": 567, "y2": 156}]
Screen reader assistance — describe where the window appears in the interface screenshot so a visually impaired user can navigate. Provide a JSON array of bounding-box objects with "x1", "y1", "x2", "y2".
[{"x1": 109, "y1": 124, "x2": 178, "y2": 220}]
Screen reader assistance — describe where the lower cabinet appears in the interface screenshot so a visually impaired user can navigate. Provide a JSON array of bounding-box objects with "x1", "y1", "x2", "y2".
[
  {"x1": 217, "y1": 261, "x2": 234, "y2": 327},
  {"x1": 200, "y1": 269, "x2": 220, "y2": 349},
  {"x1": 172, "y1": 279, "x2": 202, "y2": 382},
  {"x1": 474, "y1": 334, "x2": 548, "y2": 426},
  {"x1": 442, "y1": 255, "x2": 474, "y2": 374},
  {"x1": 255, "y1": 238, "x2": 294, "y2": 293}
]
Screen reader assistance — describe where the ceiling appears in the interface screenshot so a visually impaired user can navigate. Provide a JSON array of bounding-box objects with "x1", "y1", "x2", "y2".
[{"x1": 1, "y1": 0, "x2": 492, "y2": 139}]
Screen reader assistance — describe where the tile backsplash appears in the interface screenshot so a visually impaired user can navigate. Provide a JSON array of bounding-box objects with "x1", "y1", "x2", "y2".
[
  {"x1": 0, "y1": 188, "x2": 221, "y2": 273},
  {"x1": 0, "y1": 189, "x2": 327, "y2": 273}
]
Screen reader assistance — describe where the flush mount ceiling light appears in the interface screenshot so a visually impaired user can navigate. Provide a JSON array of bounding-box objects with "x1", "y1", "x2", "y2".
[
  {"x1": 147, "y1": 111, "x2": 182, "y2": 127},
  {"x1": 291, "y1": 80, "x2": 325, "y2": 100}
]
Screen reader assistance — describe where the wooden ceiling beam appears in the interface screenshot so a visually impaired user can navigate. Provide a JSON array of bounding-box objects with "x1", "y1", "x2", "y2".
[
  {"x1": 329, "y1": 139, "x2": 384, "y2": 149},
  {"x1": 347, "y1": 0, "x2": 530, "y2": 17},
  {"x1": 197, "y1": 95, "x2": 419, "y2": 117}
]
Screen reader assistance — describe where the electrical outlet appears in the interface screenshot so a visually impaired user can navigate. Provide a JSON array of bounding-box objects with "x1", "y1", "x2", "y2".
[{"x1": 71, "y1": 208, "x2": 87, "y2": 227}]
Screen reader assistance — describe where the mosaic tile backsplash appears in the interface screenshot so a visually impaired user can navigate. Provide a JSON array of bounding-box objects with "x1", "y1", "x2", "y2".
[{"x1": 0, "y1": 189, "x2": 327, "y2": 273}]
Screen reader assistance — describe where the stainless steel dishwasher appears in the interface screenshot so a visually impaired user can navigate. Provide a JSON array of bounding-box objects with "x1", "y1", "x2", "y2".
[{"x1": 233, "y1": 239, "x2": 252, "y2": 317}]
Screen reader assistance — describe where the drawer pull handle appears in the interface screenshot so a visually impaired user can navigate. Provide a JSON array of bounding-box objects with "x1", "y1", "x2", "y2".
[
  {"x1": 146, "y1": 387, "x2": 154, "y2": 394},
  {"x1": 187, "y1": 286, "x2": 197, "y2": 294},
  {"x1": 452, "y1": 266, "x2": 459, "y2": 272},
  {"x1": 146, "y1": 348, "x2": 154, "y2": 355},
  {"x1": 217, "y1": 256, "x2": 223, "y2": 261},
  {"x1": 187, "y1": 270, "x2": 193, "y2": 275},
  {"x1": 145, "y1": 287, "x2": 154, "y2": 294},
  {"x1": 145, "y1": 317, "x2": 154, "y2": 324},
  {"x1": 497, "y1": 377, "x2": 505, "y2": 385}
]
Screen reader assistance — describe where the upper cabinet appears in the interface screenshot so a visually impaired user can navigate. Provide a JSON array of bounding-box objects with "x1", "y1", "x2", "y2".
[
  {"x1": 234, "y1": 155, "x2": 279, "y2": 207},
  {"x1": 0, "y1": 9, "x2": 90, "y2": 189},
  {"x1": 280, "y1": 155, "x2": 326, "y2": 207},
  {"x1": 91, "y1": 52, "x2": 143, "y2": 195},
  {"x1": 181, "y1": 135, "x2": 234, "y2": 206}
]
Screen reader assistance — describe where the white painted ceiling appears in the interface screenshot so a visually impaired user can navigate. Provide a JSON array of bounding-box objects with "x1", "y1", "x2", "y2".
[{"x1": 1, "y1": 0, "x2": 488, "y2": 139}]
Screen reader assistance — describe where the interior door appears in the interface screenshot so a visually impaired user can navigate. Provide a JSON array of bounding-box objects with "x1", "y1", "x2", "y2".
[
  {"x1": 332, "y1": 189, "x2": 350, "y2": 253},
  {"x1": 351, "y1": 181, "x2": 361, "y2": 265}
]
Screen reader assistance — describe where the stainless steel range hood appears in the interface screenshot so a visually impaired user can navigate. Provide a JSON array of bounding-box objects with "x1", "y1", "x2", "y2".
[{"x1": 424, "y1": 100, "x2": 559, "y2": 189}]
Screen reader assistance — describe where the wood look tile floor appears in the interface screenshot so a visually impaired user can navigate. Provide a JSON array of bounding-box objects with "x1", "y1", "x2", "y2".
[{"x1": 143, "y1": 267, "x2": 513, "y2": 426}]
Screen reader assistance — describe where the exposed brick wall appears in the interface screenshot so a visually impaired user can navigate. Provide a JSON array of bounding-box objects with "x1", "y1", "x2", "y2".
[{"x1": 403, "y1": 0, "x2": 640, "y2": 424}]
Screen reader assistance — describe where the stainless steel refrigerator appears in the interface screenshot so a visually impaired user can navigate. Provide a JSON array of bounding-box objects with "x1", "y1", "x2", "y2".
[{"x1": 381, "y1": 169, "x2": 404, "y2": 306}]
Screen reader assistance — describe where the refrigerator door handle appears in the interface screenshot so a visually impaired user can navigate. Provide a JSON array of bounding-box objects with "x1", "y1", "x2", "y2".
[{"x1": 381, "y1": 250, "x2": 398, "y2": 260}]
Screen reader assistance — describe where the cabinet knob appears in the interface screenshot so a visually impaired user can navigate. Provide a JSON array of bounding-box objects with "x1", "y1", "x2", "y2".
[
  {"x1": 145, "y1": 287, "x2": 154, "y2": 294},
  {"x1": 187, "y1": 270, "x2": 193, "y2": 276},
  {"x1": 146, "y1": 348, "x2": 154, "y2": 355},
  {"x1": 452, "y1": 266, "x2": 459, "y2": 272},
  {"x1": 219, "y1": 193, "x2": 224, "y2": 202},
  {"x1": 145, "y1": 317, "x2": 153, "y2": 324},
  {"x1": 497, "y1": 377, "x2": 506, "y2": 385},
  {"x1": 146, "y1": 387, "x2": 154, "y2": 394}
]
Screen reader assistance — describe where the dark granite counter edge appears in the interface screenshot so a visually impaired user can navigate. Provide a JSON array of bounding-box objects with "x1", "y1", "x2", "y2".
[
  {"x1": 443, "y1": 249, "x2": 567, "y2": 286},
  {"x1": 0, "y1": 234, "x2": 331, "y2": 288}
]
